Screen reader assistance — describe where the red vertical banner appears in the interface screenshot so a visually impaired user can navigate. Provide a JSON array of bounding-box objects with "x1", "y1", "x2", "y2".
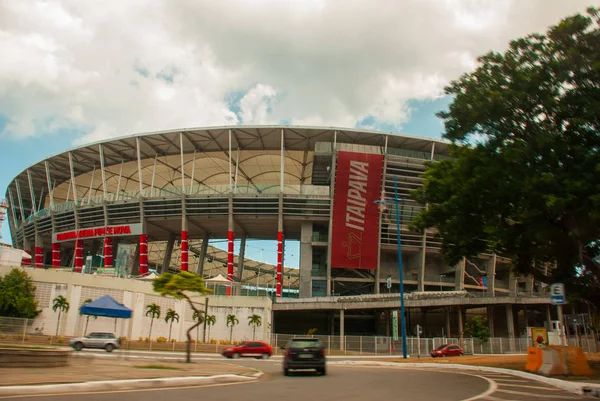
[
  {"x1": 139, "y1": 234, "x2": 148, "y2": 275},
  {"x1": 34, "y1": 246, "x2": 44, "y2": 268},
  {"x1": 74, "y1": 240, "x2": 84, "y2": 272},
  {"x1": 276, "y1": 231, "x2": 283, "y2": 298},
  {"x1": 51, "y1": 243, "x2": 61, "y2": 268},
  {"x1": 103, "y1": 237, "x2": 113, "y2": 268},
  {"x1": 180, "y1": 230, "x2": 189, "y2": 272},
  {"x1": 331, "y1": 151, "x2": 384, "y2": 270},
  {"x1": 226, "y1": 230, "x2": 234, "y2": 296}
]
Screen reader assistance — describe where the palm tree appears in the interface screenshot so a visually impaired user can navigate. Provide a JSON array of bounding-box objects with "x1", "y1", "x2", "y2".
[
  {"x1": 165, "y1": 308, "x2": 180, "y2": 342},
  {"x1": 52, "y1": 295, "x2": 70, "y2": 337},
  {"x1": 248, "y1": 314, "x2": 262, "y2": 340},
  {"x1": 206, "y1": 314, "x2": 216, "y2": 342},
  {"x1": 145, "y1": 303, "x2": 161, "y2": 340},
  {"x1": 192, "y1": 310, "x2": 204, "y2": 343},
  {"x1": 82, "y1": 298, "x2": 97, "y2": 335},
  {"x1": 226, "y1": 314, "x2": 239, "y2": 344}
]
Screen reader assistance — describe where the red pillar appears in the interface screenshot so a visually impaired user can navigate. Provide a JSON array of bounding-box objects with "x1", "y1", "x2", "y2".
[
  {"x1": 74, "y1": 240, "x2": 84, "y2": 273},
  {"x1": 34, "y1": 246, "x2": 44, "y2": 268},
  {"x1": 103, "y1": 237, "x2": 113, "y2": 268},
  {"x1": 51, "y1": 243, "x2": 61, "y2": 268},
  {"x1": 139, "y1": 234, "x2": 148, "y2": 275},
  {"x1": 226, "y1": 230, "x2": 234, "y2": 296},
  {"x1": 22, "y1": 250, "x2": 32, "y2": 267},
  {"x1": 180, "y1": 231, "x2": 189, "y2": 272},
  {"x1": 276, "y1": 231, "x2": 283, "y2": 298}
]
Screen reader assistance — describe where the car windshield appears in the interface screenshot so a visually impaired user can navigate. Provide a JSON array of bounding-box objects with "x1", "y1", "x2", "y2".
[
  {"x1": 435, "y1": 344, "x2": 448, "y2": 350},
  {"x1": 289, "y1": 340, "x2": 321, "y2": 348}
]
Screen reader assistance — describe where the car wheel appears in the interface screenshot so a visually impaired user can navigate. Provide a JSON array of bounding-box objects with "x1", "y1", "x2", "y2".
[
  {"x1": 73, "y1": 342, "x2": 83, "y2": 351},
  {"x1": 459, "y1": 352, "x2": 464, "y2": 356},
  {"x1": 318, "y1": 367, "x2": 326, "y2": 376},
  {"x1": 284, "y1": 368, "x2": 290, "y2": 376},
  {"x1": 232, "y1": 352, "x2": 241, "y2": 359},
  {"x1": 105, "y1": 344, "x2": 114, "y2": 353},
  {"x1": 261, "y1": 353, "x2": 270, "y2": 359}
]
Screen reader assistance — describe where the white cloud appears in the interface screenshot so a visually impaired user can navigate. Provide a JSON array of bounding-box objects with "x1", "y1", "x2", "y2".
[{"x1": 0, "y1": 0, "x2": 597, "y2": 144}]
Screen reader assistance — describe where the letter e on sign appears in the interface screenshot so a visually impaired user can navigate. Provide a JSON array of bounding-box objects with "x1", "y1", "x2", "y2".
[{"x1": 550, "y1": 283, "x2": 566, "y2": 305}]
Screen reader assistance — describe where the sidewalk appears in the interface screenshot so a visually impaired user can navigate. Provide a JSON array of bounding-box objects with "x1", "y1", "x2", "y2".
[{"x1": 0, "y1": 354, "x2": 258, "y2": 387}]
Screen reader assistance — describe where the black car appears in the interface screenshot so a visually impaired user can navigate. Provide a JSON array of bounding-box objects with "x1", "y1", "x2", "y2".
[{"x1": 282, "y1": 337, "x2": 326, "y2": 376}]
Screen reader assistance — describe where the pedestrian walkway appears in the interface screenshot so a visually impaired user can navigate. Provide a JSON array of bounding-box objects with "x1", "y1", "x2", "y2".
[{"x1": 0, "y1": 355, "x2": 257, "y2": 387}]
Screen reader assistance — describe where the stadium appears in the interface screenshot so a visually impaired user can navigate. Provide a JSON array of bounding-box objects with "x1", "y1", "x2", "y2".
[{"x1": 3, "y1": 126, "x2": 556, "y2": 346}]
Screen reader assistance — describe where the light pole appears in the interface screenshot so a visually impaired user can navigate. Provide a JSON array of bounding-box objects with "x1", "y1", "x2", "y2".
[{"x1": 375, "y1": 175, "x2": 407, "y2": 359}]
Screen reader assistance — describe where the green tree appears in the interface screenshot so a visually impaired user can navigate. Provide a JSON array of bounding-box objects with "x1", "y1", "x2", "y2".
[
  {"x1": 465, "y1": 316, "x2": 491, "y2": 344},
  {"x1": 247, "y1": 314, "x2": 262, "y2": 340},
  {"x1": 226, "y1": 314, "x2": 239, "y2": 344},
  {"x1": 165, "y1": 308, "x2": 179, "y2": 342},
  {"x1": 153, "y1": 271, "x2": 212, "y2": 363},
  {"x1": 0, "y1": 268, "x2": 40, "y2": 318},
  {"x1": 82, "y1": 298, "x2": 97, "y2": 335},
  {"x1": 411, "y1": 8, "x2": 600, "y2": 302},
  {"x1": 52, "y1": 295, "x2": 70, "y2": 337},
  {"x1": 145, "y1": 303, "x2": 161, "y2": 340},
  {"x1": 192, "y1": 309, "x2": 204, "y2": 343},
  {"x1": 206, "y1": 314, "x2": 216, "y2": 341}
]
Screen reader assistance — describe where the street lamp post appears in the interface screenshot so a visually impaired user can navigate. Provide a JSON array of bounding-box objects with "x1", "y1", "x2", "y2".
[{"x1": 375, "y1": 175, "x2": 408, "y2": 359}]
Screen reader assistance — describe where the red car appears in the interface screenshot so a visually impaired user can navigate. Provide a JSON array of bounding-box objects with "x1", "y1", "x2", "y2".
[
  {"x1": 430, "y1": 343, "x2": 464, "y2": 357},
  {"x1": 222, "y1": 341, "x2": 272, "y2": 359}
]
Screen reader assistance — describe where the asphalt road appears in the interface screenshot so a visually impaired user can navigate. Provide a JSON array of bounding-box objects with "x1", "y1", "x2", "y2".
[{"x1": 2, "y1": 359, "x2": 594, "y2": 401}]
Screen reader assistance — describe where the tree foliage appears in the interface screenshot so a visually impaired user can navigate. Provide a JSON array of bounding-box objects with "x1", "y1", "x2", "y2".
[
  {"x1": 0, "y1": 268, "x2": 40, "y2": 318},
  {"x1": 248, "y1": 314, "x2": 262, "y2": 340},
  {"x1": 411, "y1": 8, "x2": 600, "y2": 301},
  {"x1": 153, "y1": 271, "x2": 211, "y2": 362},
  {"x1": 465, "y1": 316, "x2": 491, "y2": 343},
  {"x1": 52, "y1": 295, "x2": 70, "y2": 337},
  {"x1": 165, "y1": 308, "x2": 180, "y2": 342},
  {"x1": 226, "y1": 314, "x2": 239, "y2": 344}
]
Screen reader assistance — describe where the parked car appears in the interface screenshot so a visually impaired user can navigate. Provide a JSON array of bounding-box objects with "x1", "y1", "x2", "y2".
[
  {"x1": 69, "y1": 332, "x2": 120, "y2": 352},
  {"x1": 282, "y1": 337, "x2": 326, "y2": 376},
  {"x1": 222, "y1": 341, "x2": 272, "y2": 359},
  {"x1": 430, "y1": 343, "x2": 464, "y2": 358}
]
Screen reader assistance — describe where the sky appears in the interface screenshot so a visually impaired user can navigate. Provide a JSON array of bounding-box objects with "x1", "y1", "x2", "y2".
[{"x1": 0, "y1": 0, "x2": 597, "y2": 266}]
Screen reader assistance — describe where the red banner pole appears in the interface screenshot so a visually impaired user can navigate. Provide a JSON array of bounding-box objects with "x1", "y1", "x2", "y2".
[
  {"x1": 227, "y1": 230, "x2": 234, "y2": 296},
  {"x1": 276, "y1": 231, "x2": 283, "y2": 298},
  {"x1": 139, "y1": 234, "x2": 148, "y2": 275},
  {"x1": 180, "y1": 230, "x2": 189, "y2": 271},
  {"x1": 51, "y1": 243, "x2": 61, "y2": 268},
  {"x1": 103, "y1": 237, "x2": 113, "y2": 268}
]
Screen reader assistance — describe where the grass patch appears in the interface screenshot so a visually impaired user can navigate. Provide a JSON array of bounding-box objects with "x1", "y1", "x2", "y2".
[{"x1": 134, "y1": 365, "x2": 181, "y2": 370}]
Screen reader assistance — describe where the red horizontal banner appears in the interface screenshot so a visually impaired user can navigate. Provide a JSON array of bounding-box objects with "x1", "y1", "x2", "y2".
[
  {"x1": 331, "y1": 151, "x2": 383, "y2": 270},
  {"x1": 52, "y1": 223, "x2": 143, "y2": 242}
]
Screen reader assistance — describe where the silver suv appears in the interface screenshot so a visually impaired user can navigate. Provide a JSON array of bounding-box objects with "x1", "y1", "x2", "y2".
[{"x1": 69, "y1": 332, "x2": 120, "y2": 352}]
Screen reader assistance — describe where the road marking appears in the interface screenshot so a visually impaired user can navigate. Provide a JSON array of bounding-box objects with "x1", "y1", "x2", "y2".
[
  {"x1": 498, "y1": 383, "x2": 563, "y2": 391},
  {"x1": 0, "y1": 379, "x2": 259, "y2": 400},
  {"x1": 496, "y1": 389, "x2": 581, "y2": 399}
]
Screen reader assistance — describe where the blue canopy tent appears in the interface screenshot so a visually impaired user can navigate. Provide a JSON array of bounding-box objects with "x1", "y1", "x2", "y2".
[{"x1": 79, "y1": 295, "x2": 132, "y2": 318}]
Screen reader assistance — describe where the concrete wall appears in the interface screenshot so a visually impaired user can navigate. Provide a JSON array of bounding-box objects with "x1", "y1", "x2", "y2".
[{"x1": 0, "y1": 266, "x2": 272, "y2": 343}]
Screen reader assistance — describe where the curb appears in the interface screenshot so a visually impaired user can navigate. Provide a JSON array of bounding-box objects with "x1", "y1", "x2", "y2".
[
  {"x1": 0, "y1": 373, "x2": 262, "y2": 397},
  {"x1": 330, "y1": 360, "x2": 600, "y2": 396}
]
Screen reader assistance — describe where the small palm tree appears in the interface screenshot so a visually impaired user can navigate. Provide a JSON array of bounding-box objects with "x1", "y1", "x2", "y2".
[
  {"x1": 248, "y1": 314, "x2": 262, "y2": 340},
  {"x1": 82, "y1": 298, "x2": 97, "y2": 335},
  {"x1": 165, "y1": 308, "x2": 180, "y2": 342},
  {"x1": 226, "y1": 314, "x2": 239, "y2": 344},
  {"x1": 206, "y1": 314, "x2": 216, "y2": 341},
  {"x1": 145, "y1": 303, "x2": 161, "y2": 340},
  {"x1": 192, "y1": 310, "x2": 204, "y2": 343},
  {"x1": 52, "y1": 295, "x2": 70, "y2": 337}
]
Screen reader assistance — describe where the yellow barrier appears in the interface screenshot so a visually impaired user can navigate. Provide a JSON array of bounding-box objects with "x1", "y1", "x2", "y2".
[
  {"x1": 525, "y1": 347, "x2": 542, "y2": 372},
  {"x1": 528, "y1": 346, "x2": 593, "y2": 377}
]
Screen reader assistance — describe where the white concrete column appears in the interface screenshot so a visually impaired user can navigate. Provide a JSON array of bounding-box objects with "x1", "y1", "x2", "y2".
[
  {"x1": 487, "y1": 306, "x2": 495, "y2": 337},
  {"x1": 340, "y1": 309, "x2": 345, "y2": 351},
  {"x1": 299, "y1": 222, "x2": 313, "y2": 298},
  {"x1": 457, "y1": 306, "x2": 464, "y2": 340},
  {"x1": 454, "y1": 258, "x2": 466, "y2": 291},
  {"x1": 486, "y1": 254, "x2": 496, "y2": 295},
  {"x1": 64, "y1": 285, "x2": 82, "y2": 337}
]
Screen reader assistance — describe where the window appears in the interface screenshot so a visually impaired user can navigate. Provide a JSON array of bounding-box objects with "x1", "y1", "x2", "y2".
[
  {"x1": 312, "y1": 280, "x2": 327, "y2": 297},
  {"x1": 289, "y1": 339, "x2": 321, "y2": 348}
]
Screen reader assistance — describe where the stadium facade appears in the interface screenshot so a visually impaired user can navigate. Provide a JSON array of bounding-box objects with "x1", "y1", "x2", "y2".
[{"x1": 5, "y1": 126, "x2": 553, "y2": 338}]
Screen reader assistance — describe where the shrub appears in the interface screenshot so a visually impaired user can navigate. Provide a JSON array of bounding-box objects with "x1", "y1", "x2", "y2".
[
  {"x1": 156, "y1": 336, "x2": 167, "y2": 343},
  {"x1": 210, "y1": 339, "x2": 217, "y2": 344},
  {"x1": 138, "y1": 337, "x2": 144, "y2": 342},
  {"x1": 219, "y1": 340, "x2": 230, "y2": 345}
]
